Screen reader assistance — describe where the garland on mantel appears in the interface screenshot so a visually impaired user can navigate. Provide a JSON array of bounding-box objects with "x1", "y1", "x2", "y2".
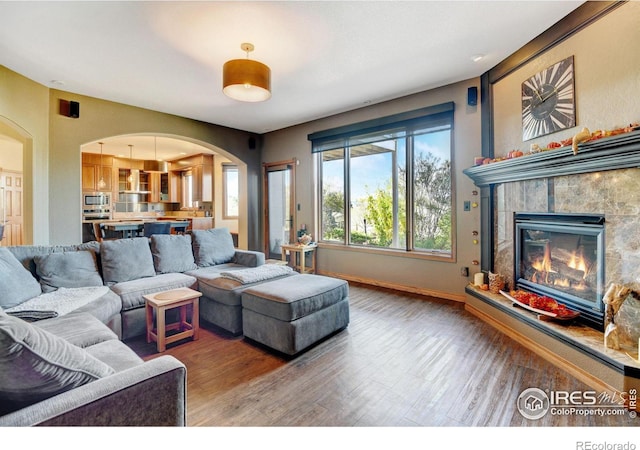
[{"x1": 463, "y1": 129, "x2": 640, "y2": 188}]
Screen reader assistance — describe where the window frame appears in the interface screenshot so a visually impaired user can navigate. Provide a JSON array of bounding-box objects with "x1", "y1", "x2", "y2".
[
  {"x1": 222, "y1": 163, "x2": 239, "y2": 220},
  {"x1": 310, "y1": 102, "x2": 456, "y2": 261}
]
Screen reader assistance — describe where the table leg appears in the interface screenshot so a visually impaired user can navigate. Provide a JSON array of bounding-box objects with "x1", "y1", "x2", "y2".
[
  {"x1": 145, "y1": 302, "x2": 153, "y2": 343},
  {"x1": 157, "y1": 306, "x2": 166, "y2": 352},
  {"x1": 310, "y1": 248, "x2": 316, "y2": 274},
  {"x1": 300, "y1": 249, "x2": 306, "y2": 273},
  {"x1": 180, "y1": 304, "x2": 187, "y2": 332},
  {"x1": 193, "y1": 298, "x2": 200, "y2": 341}
]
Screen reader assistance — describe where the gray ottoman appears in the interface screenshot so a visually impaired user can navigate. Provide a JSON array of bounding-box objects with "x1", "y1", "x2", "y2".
[
  {"x1": 189, "y1": 267, "x2": 296, "y2": 335},
  {"x1": 241, "y1": 274, "x2": 349, "y2": 356}
]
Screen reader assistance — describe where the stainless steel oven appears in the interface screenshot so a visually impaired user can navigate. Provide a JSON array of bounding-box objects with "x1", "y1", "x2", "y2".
[
  {"x1": 82, "y1": 209, "x2": 112, "y2": 221},
  {"x1": 83, "y1": 192, "x2": 111, "y2": 208},
  {"x1": 82, "y1": 208, "x2": 112, "y2": 243}
]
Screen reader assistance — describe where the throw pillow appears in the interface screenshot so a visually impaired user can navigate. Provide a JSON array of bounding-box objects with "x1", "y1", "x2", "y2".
[
  {"x1": 100, "y1": 237, "x2": 156, "y2": 285},
  {"x1": 191, "y1": 228, "x2": 236, "y2": 267},
  {"x1": 150, "y1": 234, "x2": 198, "y2": 273},
  {"x1": 0, "y1": 248, "x2": 42, "y2": 309},
  {"x1": 34, "y1": 250, "x2": 104, "y2": 293},
  {"x1": 0, "y1": 308, "x2": 115, "y2": 415}
]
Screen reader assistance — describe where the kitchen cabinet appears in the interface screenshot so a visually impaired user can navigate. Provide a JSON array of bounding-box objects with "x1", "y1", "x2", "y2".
[
  {"x1": 82, "y1": 153, "x2": 113, "y2": 192},
  {"x1": 192, "y1": 163, "x2": 213, "y2": 203},
  {"x1": 150, "y1": 171, "x2": 181, "y2": 203},
  {"x1": 150, "y1": 173, "x2": 161, "y2": 203},
  {"x1": 168, "y1": 171, "x2": 181, "y2": 203},
  {"x1": 172, "y1": 154, "x2": 213, "y2": 204},
  {"x1": 191, "y1": 217, "x2": 214, "y2": 230}
]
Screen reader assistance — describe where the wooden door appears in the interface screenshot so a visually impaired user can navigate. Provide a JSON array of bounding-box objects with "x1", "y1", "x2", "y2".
[{"x1": 1, "y1": 170, "x2": 23, "y2": 246}]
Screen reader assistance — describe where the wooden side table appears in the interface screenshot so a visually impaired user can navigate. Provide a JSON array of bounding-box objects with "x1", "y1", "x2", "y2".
[
  {"x1": 144, "y1": 287, "x2": 202, "y2": 352},
  {"x1": 281, "y1": 243, "x2": 317, "y2": 274}
]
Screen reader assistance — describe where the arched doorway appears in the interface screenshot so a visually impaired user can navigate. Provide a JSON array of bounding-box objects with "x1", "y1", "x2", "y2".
[
  {"x1": 0, "y1": 119, "x2": 29, "y2": 246},
  {"x1": 80, "y1": 133, "x2": 248, "y2": 248}
]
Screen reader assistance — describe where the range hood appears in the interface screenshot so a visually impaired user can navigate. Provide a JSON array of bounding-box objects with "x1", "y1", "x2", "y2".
[{"x1": 119, "y1": 169, "x2": 151, "y2": 194}]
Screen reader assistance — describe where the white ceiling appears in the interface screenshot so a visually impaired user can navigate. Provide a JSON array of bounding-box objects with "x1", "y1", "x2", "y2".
[{"x1": 0, "y1": 1, "x2": 584, "y2": 156}]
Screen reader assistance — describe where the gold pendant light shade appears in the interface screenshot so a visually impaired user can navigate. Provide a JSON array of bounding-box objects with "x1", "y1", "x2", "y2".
[
  {"x1": 143, "y1": 136, "x2": 168, "y2": 173},
  {"x1": 143, "y1": 160, "x2": 169, "y2": 173},
  {"x1": 223, "y1": 43, "x2": 271, "y2": 102}
]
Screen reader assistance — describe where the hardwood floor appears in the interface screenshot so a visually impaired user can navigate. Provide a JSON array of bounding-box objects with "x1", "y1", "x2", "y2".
[{"x1": 128, "y1": 283, "x2": 638, "y2": 427}]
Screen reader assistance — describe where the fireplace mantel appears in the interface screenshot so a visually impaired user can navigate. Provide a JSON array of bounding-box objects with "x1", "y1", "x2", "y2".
[{"x1": 463, "y1": 130, "x2": 640, "y2": 187}]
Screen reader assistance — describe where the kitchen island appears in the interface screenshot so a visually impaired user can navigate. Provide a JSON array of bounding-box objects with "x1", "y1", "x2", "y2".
[{"x1": 98, "y1": 219, "x2": 190, "y2": 239}]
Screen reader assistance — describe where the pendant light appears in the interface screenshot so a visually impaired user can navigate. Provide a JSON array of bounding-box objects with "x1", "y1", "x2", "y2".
[
  {"x1": 223, "y1": 43, "x2": 271, "y2": 102},
  {"x1": 97, "y1": 142, "x2": 107, "y2": 190},
  {"x1": 127, "y1": 144, "x2": 134, "y2": 183},
  {"x1": 143, "y1": 136, "x2": 168, "y2": 173}
]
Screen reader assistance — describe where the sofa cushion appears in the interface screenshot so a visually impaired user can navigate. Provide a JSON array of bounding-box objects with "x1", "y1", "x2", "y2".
[
  {"x1": 150, "y1": 234, "x2": 197, "y2": 274},
  {"x1": 84, "y1": 339, "x2": 143, "y2": 373},
  {"x1": 100, "y1": 238, "x2": 156, "y2": 285},
  {"x1": 242, "y1": 274, "x2": 349, "y2": 322},
  {"x1": 34, "y1": 250, "x2": 103, "y2": 293},
  {"x1": 7, "y1": 242, "x2": 101, "y2": 279},
  {"x1": 34, "y1": 312, "x2": 118, "y2": 348},
  {"x1": 219, "y1": 264, "x2": 294, "y2": 284},
  {"x1": 4, "y1": 286, "x2": 115, "y2": 321},
  {"x1": 187, "y1": 265, "x2": 266, "y2": 307},
  {"x1": 0, "y1": 308, "x2": 115, "y2": 415},
  {"x1": 110, "y1": 273, "x2": 198, "y2": 311},
  {"x1": 0, "y1": 247, "x2": 42, "y2": 309},
  {"x1": 192, "y1": 228, "x2": 236, "y2": 267}
]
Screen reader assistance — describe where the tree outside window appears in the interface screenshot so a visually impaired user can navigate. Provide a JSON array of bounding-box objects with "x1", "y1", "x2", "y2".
[{"x1": 313, "y1": 104, "x2": 454, "y2": 257}]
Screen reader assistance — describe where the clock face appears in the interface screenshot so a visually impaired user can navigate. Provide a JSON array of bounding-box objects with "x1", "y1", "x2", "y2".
[{"x1": 522, "y1": 56, "x2": 575, "y2": 141}]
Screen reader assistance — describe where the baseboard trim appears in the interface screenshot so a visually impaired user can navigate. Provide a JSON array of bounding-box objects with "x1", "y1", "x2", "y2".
[{"x1": 316, "y1": 270, "x2": 466, "y2": 303}]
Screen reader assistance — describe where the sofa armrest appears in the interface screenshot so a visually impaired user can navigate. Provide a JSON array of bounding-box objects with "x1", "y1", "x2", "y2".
[
  {"x1": 0, "y1": 356, "x2": 186, "y2": 427},
  {"x1": 233, "y1": 250, "x2": 265, "y2": 267}
]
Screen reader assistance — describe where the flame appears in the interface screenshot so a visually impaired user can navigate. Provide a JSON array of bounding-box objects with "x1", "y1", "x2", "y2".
[
  {"x1": 528, "y1": 242, "x2": 591, "y2": 288},
  {"x1": 567, "y1": 248, "x2": 587, "y2": 278},
  {"x1": 531, "y1": 242, "x2": 555, "y2": 283}
]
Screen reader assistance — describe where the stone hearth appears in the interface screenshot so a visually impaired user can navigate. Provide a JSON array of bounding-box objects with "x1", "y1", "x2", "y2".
[
  {"x1": 464, "y1": 131, "x2": 640, "y2": 397},
  {"x1": 465, "y1": 285, "x2": 640, "y2": 400},
  {"x1": 464, "y1": 131, "x2": 640, "y2": 347}
]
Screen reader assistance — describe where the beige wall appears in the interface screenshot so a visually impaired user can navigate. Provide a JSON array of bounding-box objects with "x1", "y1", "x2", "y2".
[
  {"x1": 493, "y1": 2, "x2": 640, "y2": 154},
  {"x1": 0, "y1": 66, "x2": 50, "y2": 244},
  {"x1": 48, "y1": 89, "x2": 259, "y2": 247},
  {"x1": 0, "y1": 132, "x2": 24, "y2": 172},
  {"x1": 262, "y1": 80, "x2": 482, "y2": 301},
  {"x1": 0, "y1": 65, "x2": 259, "y2": 248}
]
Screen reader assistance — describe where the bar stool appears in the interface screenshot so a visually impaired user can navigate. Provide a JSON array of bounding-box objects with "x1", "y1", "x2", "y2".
[{"x1": 143, "y1": 222, "x2": 171, "y2": 237}]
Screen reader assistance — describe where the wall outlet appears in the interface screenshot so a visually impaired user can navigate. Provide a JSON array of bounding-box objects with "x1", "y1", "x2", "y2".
[{"x1": 460, "y1": 266, "x2": 469, "y2": 277}]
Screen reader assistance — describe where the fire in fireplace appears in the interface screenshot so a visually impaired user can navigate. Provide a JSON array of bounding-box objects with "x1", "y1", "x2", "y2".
[{"x1": 514, "y1": 213, "x2": 605, "y2": 329}]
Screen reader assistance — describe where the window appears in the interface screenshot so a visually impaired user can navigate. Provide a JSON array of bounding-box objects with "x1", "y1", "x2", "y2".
[
  {"x1": 310, "y1": 102, "x2": 454, "y2": 258},
  {"x1": 182, "y1": 170, "x2": 193, "y2": 209},
  {"x1": 222, "y1": 164, "x2": 239, "y2": 219}
]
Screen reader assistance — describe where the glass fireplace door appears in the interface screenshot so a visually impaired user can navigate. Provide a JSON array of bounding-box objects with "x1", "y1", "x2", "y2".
[{"x1": 514, "y1": 213, "x2": 605, "y2": 328}]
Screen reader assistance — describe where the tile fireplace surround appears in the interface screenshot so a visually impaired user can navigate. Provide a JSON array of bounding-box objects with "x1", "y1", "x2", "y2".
[{"x1": 464, "y1": 131, "x2": 640, "y2": 396}]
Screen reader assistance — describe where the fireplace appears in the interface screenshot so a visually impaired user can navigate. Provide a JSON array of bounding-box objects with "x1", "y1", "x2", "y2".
[{"x1": 514, "y1": 212, "x2": 605, "y2": 329}]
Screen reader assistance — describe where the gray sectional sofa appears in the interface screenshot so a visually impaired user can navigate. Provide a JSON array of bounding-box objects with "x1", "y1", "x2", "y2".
[
  {"x1": 0, "y1": 227, "x2": 349, "y2": 426},
  {"x1": 0, "y1": 227, "x2": 281, "y2": 426}
]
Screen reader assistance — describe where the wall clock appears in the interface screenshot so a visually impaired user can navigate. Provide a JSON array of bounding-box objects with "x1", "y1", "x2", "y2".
[{"x1": 522, "y1": 55, "x2": 575, "y2": 141}]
